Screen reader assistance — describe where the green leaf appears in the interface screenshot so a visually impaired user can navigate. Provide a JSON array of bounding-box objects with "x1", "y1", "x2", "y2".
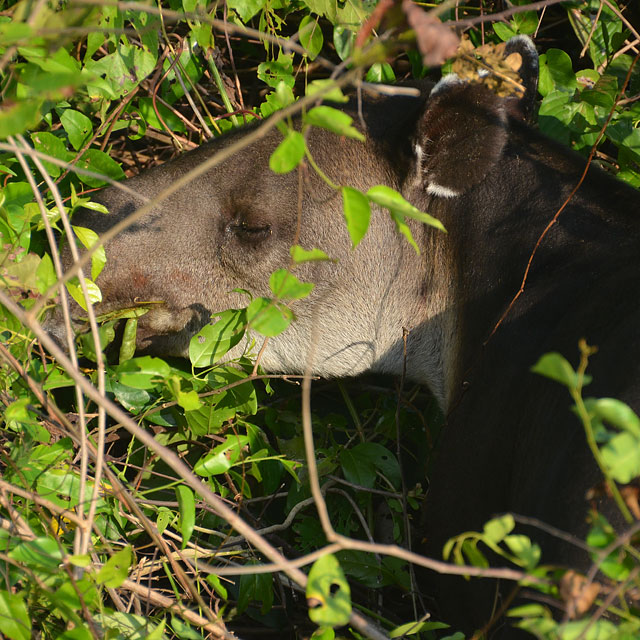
[
  {"x1": 65, "y1": 277, "x2": 102, "y2": 311},
  {"x1": 311, "y1": 627, "x2": 335, "y2": 640},
  {"x1": 390, "y1": 211, "x2": 419, "y2": 254},
  {"x1": 189, "y1": 309, "x2": 246, "y2": 367},
  {"x1": 275, "y1": 80, "x2": 295, "y2": 108},
  {"x1": 591, "y1": 397, "x2": 640, "y2": 437},
  {"x1": 507, "y1": 603, "x2": 549, "y2": 618},
  {"x1": 340, "y1": 449, "x2": 376, "y2": 488},
  {"x1": 60, "y1": 109, "x2": 92, "y2": 151},
  {"x1": 227, "y1": 0, "x2": 265, "y2": 22},
  {"x1": 299, "y1": 15, "x2": 323, "y2": 61},
  {"x1": 95, "y1": 305, "x2": 151, "y2": 323},
  {"x1": 115, "y1": 356, "x2": 171, "y2": 389},
  {"x1": 0, "y1": 590, "x2": 30, "y2": 640},
  {"x1": 512, "y1": 10, "x2": 539, "y2": 35},
  {"x1": 257, "y1": 52, "x2": 294, "y2": 88},
  {"x1": 290, "y1": 245, "x2": 332, "y2": 263},
  {"x1": 365, "y1": 62, "x2": 395, "y2": 83},
  {"x1": 176, "y1": 388, "x2": 202, "y2": 411},
  {"x1": 30, "y1": 131, "x2": 71, "y2": 178},
  {"x1": 333, "y1": 25, "x2": 355, "y2": 61},
  {"x1": 95, "y1": 546, "x2": 132, "y2": 588},
  {"x1": 238, "y1": 570, "x2": 274, "y2": 615},
  {"x1": 157, "y1": 507, "x2": 172, "y2": 534},
  {"x1": 269, "y1": 269, "x2": 314, "y2": 300},
  {"x1": 341, "y1": 186, "x2": 371, "y2": 248},
  {"x1": 0, "y1": 21, "x2": 33, "y2": 46},
  {"x1": 72, "y1": 225, "x2": 106, "y2": 281},
  {"x1": 246, "y1": 297, "x2": 293, "y2": 337},
  {"x1": 194, "y1": 435, "x2": 250, "y2": 476},
  {"x1": 304, "y1": 106, "x2": 364, "y2": 141},
  {"x1": 306, "y1": 79, "x2": 348, "y2": 103},
  {"x1": 77, "y1": 321, "x2": 116, "y2": 362},
  {"x1": 10, "y1": 536, "x2": 62, "y2": 570},
  {"x1": 556, "y1": 619, "x2": 617, "y2": 640},
  {"x1": 206, "y1": 574, "x2": 228, "y2": 599},
  {"x1": 75, "y1": 149, "x2": 125, "y2": 188},
  {"x1": 306, "y1": 554, "x2": 351, "y2": 627},
  {"x1": 366, "y1": 185, "x2": 446, "y2": 232},
  {"x1": 304, "y1": 0, "x2": 337, "y2": 22},
  {"x1": 483, "y1": 514, "x2": 515, "y2": 544},
  {"x1": 4, "y1": 397, "x2": 30, "y2": 423},
  {"x1": 581, "y1": 74, "x2": 617, "y2": 109},
  {"x1": 503, "y1": 534, "x2": 541, "y2": 570},
  {"x1": 175, "y1": 485, "x2": 195, "y2": 549},
  {"x1": 601, "y1": 431, "x2": 640, "y2": 484},
  {"x1": 169, "y1": 616, "x2": 203, "y2": 640},
  {"x1": 269, "y1": 130, "x2": 306, "y2": 174},
  {"x1": 390, "y1": 621, "x2": 449, "y2": 637},
  {"x1": 350, "y1": 443, "x2": 400, "y2": 488},
  {"x1": 93, "y1": 612, "x2": 166, "y2": 639},
  {"x1": 0, "y1": 99, "x2": 42, "y2": 139},
  {"x1": 462, "y1": 539, "x2": 489, "y2": 568},
  {"x1": 538, "y1": 50, "x2": 577, "y2": 96},
  {"x1": 531, "y1": 352, "x2": 590, "y2": 389},
  {"x1": 35, "y1": 251, "x2": 56, "y2": 294},
  {"x1": 606, "y1": 120, "x2": 640, "y2": 164},
  {"x1": 538, "y1": 90, "x2": 573, "y2": 144},
  {"x1": 493, "y1": 22, "x2": 517, "y2": 41},
  {"x1": 65, "y1": 554, "x2": 91, "y2": 569},
  {"x1": 119, "y1": 317, "x2": 138, "y2": 363}
]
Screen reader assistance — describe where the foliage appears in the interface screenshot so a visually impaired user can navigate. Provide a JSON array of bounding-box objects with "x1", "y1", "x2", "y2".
[
  {"x1": 0, "y1": 0, "x2": 638, "y2": 638},
  {"x1": 446, "y1": 344, "x2": 640, "y2": 638}
]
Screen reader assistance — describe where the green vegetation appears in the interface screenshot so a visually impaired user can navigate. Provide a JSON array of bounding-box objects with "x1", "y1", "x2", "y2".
[{"x1": 0, "y1": 0, "x2": 639, "y2": 638}]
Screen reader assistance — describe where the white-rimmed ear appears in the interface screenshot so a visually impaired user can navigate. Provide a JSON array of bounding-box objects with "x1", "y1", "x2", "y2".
[
  {"x1": 413, "y1": 78, "x2": 509, "y2": 197},
  {"x1": 413, "y1": 36, "x2": 539, "y2": 198}
]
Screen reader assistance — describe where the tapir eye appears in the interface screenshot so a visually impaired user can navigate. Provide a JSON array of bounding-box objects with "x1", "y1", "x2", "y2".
[{"x1": 227, "y1": 220, "x2": 272, "y2": 243}]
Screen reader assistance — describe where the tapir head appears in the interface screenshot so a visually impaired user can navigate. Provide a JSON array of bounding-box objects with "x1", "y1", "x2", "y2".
[{"x1": 48, "y1": 37, "x2": 539, "y2": 406}]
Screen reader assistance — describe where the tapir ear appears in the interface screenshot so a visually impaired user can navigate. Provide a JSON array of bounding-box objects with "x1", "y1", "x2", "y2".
[
  {"x1": 504, "y1": 35, "x2": 539, "y2": 122},
  {"x1": 413, "y1": 35, "x2": 538, "y2": 198}
]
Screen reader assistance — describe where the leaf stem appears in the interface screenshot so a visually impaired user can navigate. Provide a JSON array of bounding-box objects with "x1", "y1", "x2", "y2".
[
  {"x1": 573, "y1": 342, "x2": 632, "y2": 523},
  {"x1": 304, "y1": 141, "x2": 340, "y2": 191}
]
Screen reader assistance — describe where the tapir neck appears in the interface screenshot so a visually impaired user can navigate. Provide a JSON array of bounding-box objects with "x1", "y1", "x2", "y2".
[
  {"x1": 420, "y1": 125, "x2": 640, "y2": 414},
  {"x1": 366, "y1": 220, "x2": 457, "y2": 409}
]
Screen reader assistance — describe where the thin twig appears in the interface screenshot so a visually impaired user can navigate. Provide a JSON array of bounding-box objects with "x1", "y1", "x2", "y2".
[{"x1": 486, "y1": 52, "x2": 640, "y2": 343}]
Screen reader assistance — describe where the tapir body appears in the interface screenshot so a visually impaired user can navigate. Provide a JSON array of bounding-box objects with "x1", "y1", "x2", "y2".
[{"x1": 49, "y1": 38, "x2": 640, "y2": 634}]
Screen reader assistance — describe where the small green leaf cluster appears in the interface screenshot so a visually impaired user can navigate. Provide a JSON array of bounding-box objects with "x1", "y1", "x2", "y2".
[
  {"x1": 439, "y1": 345, "x2": 640, "y2": 638},
  {"x1": 444, "y1": 514, "x2": 541, "y2": 572},
  {"x1": 536, "y1": 16, "x2": 639, "y2": 186},
  {"x1": 510, "y1": 348, "x2": 640, "y2": 637}
]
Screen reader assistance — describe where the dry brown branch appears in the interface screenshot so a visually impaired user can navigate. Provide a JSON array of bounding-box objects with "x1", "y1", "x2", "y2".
[{"x1": 486, "y1": 52, "x2": 640, "y2": 343}]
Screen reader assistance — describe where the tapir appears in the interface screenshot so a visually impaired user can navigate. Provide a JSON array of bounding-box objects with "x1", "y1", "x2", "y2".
[{"x1": 47, "y1": 37, "x2": 640, "y2": 634}]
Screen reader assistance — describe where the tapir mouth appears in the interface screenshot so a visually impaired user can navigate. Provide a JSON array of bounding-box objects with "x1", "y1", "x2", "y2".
[{"x1": 43, "y1": 300, "x2": 211, "y2": 360}]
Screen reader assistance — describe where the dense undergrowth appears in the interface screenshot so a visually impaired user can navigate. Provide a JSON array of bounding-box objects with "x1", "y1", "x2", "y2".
[{"x1": 0, "y1": 0, "x2": 639, "y2": 638}]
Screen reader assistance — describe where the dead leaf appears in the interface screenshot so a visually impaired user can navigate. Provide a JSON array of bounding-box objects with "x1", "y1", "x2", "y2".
[
  {"x1": 451, "y1": 35, "x2": 526, "y2": 98},
  {"x1": 621, "y1": 485, "x2": 640, "y2": 520},
  {"x1": 559, "y1": 570, "x2": 600, "y2": 618},
  {"x1": 402, "y1": 0, "x2": 459, "y2": 67}
]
